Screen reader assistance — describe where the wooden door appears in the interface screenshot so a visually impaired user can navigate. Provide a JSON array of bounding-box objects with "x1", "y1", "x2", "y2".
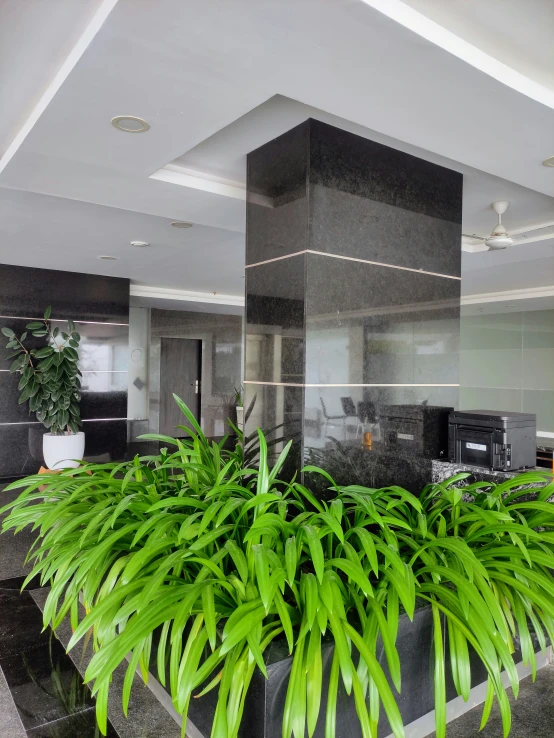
[{"x1": 160, "y1": 338, "x2": 202, "y2": 437}]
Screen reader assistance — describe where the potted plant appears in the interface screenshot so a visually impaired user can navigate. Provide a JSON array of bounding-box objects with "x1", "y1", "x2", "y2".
[
  {"x1": 1, "y1": 306, "x2": 84, "y2": 470},
  {"x1": 234, "y1": 385, "x2": 244, "y2": 431}
]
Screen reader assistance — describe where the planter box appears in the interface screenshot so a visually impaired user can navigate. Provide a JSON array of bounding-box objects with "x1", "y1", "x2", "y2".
[{"x1": 182, "y1": 603, "x2": 496, "y2": 738}]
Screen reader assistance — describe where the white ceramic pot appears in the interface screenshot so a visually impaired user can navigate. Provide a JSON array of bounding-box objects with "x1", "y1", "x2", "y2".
[
  {"x1": 236, "y1": 406, "x2": 244, "y2": 432},
  {"x1": 43, "y1": 431, "x2": 85, "y2": 470}
]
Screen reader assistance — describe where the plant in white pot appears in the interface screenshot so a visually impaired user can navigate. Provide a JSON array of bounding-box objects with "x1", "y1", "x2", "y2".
[{"x1": 1, "y1": 306, "x2": 84, "y2": 470}]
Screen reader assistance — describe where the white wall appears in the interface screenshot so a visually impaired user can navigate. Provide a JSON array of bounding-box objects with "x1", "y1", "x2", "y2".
[
  {"x1": 127, "y1": 306, "x2": 150, "y2": 420},
  {"x1": 460, "y1": 308, "x2": 554, "y2": 436}
]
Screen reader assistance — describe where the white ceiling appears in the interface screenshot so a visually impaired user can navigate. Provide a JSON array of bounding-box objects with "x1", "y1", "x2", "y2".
[
  {"x1": 0, "y1": 0, "x2": 552, "y2": 304},
  {"x1": 0, "y1": 0, "x2": 105, "y2": 157},
  {"x1": 172, "y1": 94, "x2": 554, "y2": 239},
  {"x1": 403, "y1": 0, "x2": 554, "y2": 91},
  {"x1": 0, "y1": 188, "x2": 245, "y2": 294}
]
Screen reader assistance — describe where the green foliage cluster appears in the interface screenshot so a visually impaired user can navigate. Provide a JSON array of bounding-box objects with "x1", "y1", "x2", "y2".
[
  {"x1": 1, "y1": 306, "x2": 82, "y2": 435},
  {"x1": 2, "y1": 396, "x2": 554, "y2": 738}
]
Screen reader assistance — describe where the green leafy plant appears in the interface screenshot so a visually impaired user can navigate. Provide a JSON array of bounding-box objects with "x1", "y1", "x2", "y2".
[
  {"x1": 1, "y1": 396, "x2": 554, "y2": 738},
  {"x1": 1, "y1": 306, "x2": 82, "y2": 434},
  {"x1": 233, "y1": 386, "x2": 243, "y2": 407}
]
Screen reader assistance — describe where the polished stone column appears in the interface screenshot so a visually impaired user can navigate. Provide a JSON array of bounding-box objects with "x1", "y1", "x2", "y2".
[{"x1": 245, "y1": 119, "x2": 462, "y2": 492}]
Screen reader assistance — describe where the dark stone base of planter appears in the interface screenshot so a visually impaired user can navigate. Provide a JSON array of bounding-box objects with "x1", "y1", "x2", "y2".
[{"x1": 184, "y1": 603, "x2": 509, "y2": 738}]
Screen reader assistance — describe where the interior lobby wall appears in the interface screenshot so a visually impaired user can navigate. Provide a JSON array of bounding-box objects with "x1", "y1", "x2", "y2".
[
  {"x1": 0, "y1": 263, "x2": 129, "y2": 478},
  {"x1": 460, "y1": 308, "x2": 554, "y2": 437},
  {"x1": 149, "y1": 308, "x2": 242, "y2": 437}
]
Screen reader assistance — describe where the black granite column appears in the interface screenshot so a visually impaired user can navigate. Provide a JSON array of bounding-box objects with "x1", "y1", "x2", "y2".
[{"x1": 245, "y1": 119, "x2": 462, "y2": 492}]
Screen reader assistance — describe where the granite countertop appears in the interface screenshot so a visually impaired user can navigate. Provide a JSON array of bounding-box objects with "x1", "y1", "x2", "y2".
[{"x1": 431, "y1": 459, "x2": 549, "y2": 484}]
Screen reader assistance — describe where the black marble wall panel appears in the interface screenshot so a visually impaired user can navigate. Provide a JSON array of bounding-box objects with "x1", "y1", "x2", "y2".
[
  {"x1": 0, "y1": 264, "x2": 129, "y2": 478},
  {"x1": 245, "y1": 119, "x2": 462, "y2": 488},
  {"x1": 304, "y1": 253, "x2": 460, "y2": 385},
  {"x1": 247, "y1": 121, "x2": 309, "y2": 265},
  {"x1": 80, "y1": 390, "x2": 127, "y2": 420},
  {"x1": 244, "y1": 381, "x2": 303, "y2": 476},
  {"x1": 0, "y1": 419, "x2": 128, "y2": 478},
  {"x1": 309, "y1": 119, "x2": 462, "y2": 228},
  {"x1": 0, "y1": 264, "x2": 129, "y2": 323},
  {"x1": 245, "y1": 252, "x2": 305, "y2": 465}
]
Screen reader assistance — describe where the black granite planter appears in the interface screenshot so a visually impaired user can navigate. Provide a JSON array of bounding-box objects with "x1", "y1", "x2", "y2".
[{"x1": 180, "y1": 603, "x2": 496, "y2": 738}]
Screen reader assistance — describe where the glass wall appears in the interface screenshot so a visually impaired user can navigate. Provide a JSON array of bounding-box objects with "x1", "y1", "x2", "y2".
[{"x1": 460, "y1": 307, "x2": 554, "y2": 437}]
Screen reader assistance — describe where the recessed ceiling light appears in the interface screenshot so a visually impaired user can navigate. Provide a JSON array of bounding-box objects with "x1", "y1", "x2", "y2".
[
  {"x1": 542, "y1": 156, "x2": 554, "y2": 167},
  {"x1": 130, "y1": 241, "x2": 149, "y2": 248},
  {"x1": 97, "y1": 255, "x2": 118, "y2": 261},
  {"x1": 170, "y1": 221, "x2": 193, "y2": 228},
  {"x1": 111, "y1": 115, "x2": 150, "y2": 133}
]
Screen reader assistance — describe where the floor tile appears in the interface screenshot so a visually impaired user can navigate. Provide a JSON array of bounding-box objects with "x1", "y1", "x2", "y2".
[
  {"x1": 426, "y1": 664, "x2": 554, "y2": 737},
  {"x1": 26, "y1": 708, "x2": 119, "y2": 738},
  {"x1": 0, "y1": 587, "x2": 50, "y2": 658},
  {"x1": 0, "y1": 634, "x2": 94, "y2": 730},
  {"x1": 30, "y1": 588, "x2": 183, "y2": 738},
  {"x1": 0, "y1": 665, "x2": 26, "y2": 738},
  {"x1": 0, "y1": 574, "x2": 42, "y2": 591}
]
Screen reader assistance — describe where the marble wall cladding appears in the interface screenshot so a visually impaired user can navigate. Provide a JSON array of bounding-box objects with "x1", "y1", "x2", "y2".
[
  {"x1": 244, "y1": 382, "x2": 303, "y2": 478},
  {"x1": 0, "y1": 419, "x2": 128, "y2": 477},
  {"x1": 80, "y1": 390, "x2": 127, "y2": 420},
  {"x1": 0, "y1": 264, "x2": 130, "y2": 477},
  {"x1": 246, "y1": 254, "x2": 305, "y2": 384},
  {"x1": 1, "y1": 318, "x2": 129, "y2": 394},
  {"x1": 304, "y1": 252, "x2": 460, "y2": 319},
  {"x1": 304, "y1": 384, "x2": 457, "y2": 493},
  {"x1": 245, "y1": 119, "x2": 462, "y2": 487},
  {"x1": 310, "y1": 184, "x2": 462, "y2": 275},
  {"x1": 246, "y1": 121, "x2": 309, "y2": 265},
  {"x1": 304, "y1": 252, "x2": 460, "y2": 386},
  {"x1": 149, "y1": 308, "x2": 242, "y2": 437},
  {"x1": 0, "y1": 424, "x2": 45, "y2": 478},
  {"x1": 0, "y1": 264, "x2": 129, "y2": 323},
  {"x1": 309, "y1": 119, "x2": 463, "y2": 224}
]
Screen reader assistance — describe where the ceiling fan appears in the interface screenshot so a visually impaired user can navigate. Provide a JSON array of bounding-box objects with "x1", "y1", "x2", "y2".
[{"x1": 462, "y1": 201, "x2": 554, "y2": 253}]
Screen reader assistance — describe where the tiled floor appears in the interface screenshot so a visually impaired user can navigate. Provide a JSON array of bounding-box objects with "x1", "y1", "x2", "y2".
[
  {"x1": 426, "y1": 664, "x2": 554, "y2": 738},
  {"x1": 0, "y1": 483, "x2": 38, "y2": 581},
  {"x1": 0, "y1": 482, "x2": 182, "y2": 738},
  {"x1": 0, "y1": 577, "x2": 119, "y2": 738}
]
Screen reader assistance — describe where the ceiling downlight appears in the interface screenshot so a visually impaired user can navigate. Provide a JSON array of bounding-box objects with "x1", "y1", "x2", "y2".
[
  {"x1": 97, "y1": 255, "x2": 118, "y2": 261},
  {"x1": 542, "y1": 156, "x2": 554, "y2": 168},
  {"x1": 111, "y1": 115, "x2": 150, "y2": 133},
  {"x1": 170, "y1": 221, "x2": 193, "y2": 229}
]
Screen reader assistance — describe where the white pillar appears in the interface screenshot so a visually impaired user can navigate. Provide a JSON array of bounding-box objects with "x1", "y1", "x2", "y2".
[{"x1": 127, "y1": 306, "x2": 150, "y2": 421}]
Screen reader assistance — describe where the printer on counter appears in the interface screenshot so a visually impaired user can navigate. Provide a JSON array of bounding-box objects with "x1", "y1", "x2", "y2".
[
  {"x1": 381, "y1": 404, "x2": 453, "y2": 459},
  {"x1": 448, "y1": 410, "x2": 536, "y2": 471}
]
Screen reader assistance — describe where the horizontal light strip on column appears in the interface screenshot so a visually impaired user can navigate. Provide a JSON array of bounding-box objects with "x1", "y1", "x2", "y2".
[
  {"x1": 245, "y1": 381, "x2": 459, "y2": 388},
  {"x1": 0, "y1": 315, "x2": 129, "y2": 326},
  {"x1": 246, "y1": 249, "x2": 461, "y2": 281},
  {"x1": 0, "y1": 369, "x2": 128, "y2": 373}
]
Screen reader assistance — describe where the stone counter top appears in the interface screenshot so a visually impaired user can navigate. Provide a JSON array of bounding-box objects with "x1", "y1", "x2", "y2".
[{"x1": 432, "y1": 459, "x2": 547, "y2": 485}]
